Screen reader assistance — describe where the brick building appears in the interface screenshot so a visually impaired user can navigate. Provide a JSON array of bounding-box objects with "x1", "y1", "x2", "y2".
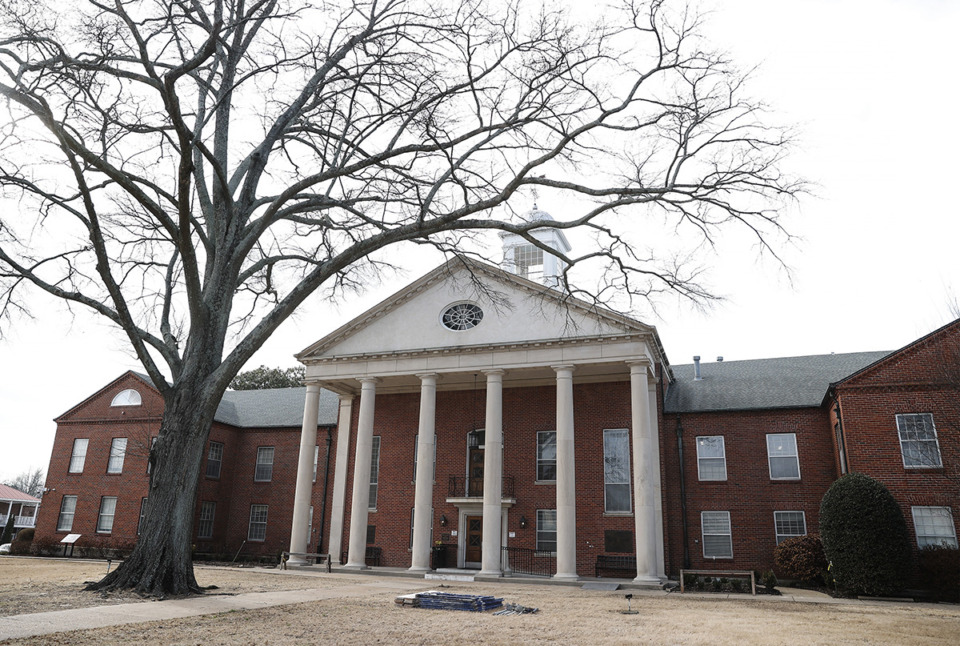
[{"x1": 34, "y1": 212, "x2": 959, "y2": 580}]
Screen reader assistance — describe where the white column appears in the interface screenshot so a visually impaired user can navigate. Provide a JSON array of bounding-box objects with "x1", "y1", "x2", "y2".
[
  {"x1": 552, "y1": 364, "x2": 578, "y2": 581},
  {"x1": 345, "y1": 377, "x2": 377, "y2": 569},
  {"x1": 409, "y1": 373, "x2": 438, "y2": 572},
  {"x1": 649, "y1": 383, "x2": 666, "y2": 580},
  {"x1": 629, "y1": 361, "x2": 659, "y2": 583},
  {"x1": 327, "y1": 395, "x2": 354, "y2": 565},
  {"x1": 288, "y1": 384, "x2": 321, "y2": 565},
  {"x1": 479, "y1": 369, "x2": 504, "y2": 576}
]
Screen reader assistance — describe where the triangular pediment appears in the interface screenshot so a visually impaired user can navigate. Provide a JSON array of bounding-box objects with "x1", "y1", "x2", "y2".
[{"x1": 297, "y1": 258, "x2": 657, "y2": 361}]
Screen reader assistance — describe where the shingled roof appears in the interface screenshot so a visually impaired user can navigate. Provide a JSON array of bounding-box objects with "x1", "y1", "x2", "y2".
[
  {"x1": 664, "y1": 351, "x2": 891, "y2": 413},
  {"x1": 214, "y1": 387, "x2": 340, "y2": 428}
]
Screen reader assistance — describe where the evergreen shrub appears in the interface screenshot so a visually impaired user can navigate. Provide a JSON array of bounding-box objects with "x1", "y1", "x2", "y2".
[
  {"x1": 917, "y1": 545, "x2": 960, "y2": 602},
  {"x1": 774, "y1": 534, "x2": 828, "y2": 583}
]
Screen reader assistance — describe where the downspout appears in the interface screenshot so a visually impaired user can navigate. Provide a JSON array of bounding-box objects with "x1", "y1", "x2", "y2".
[
  {"x1": 317, "y1": 426, "x2": 333, "y2": 554},
  {"x1": 676, "y1": 414, "x2": 691, "y2": 570}
]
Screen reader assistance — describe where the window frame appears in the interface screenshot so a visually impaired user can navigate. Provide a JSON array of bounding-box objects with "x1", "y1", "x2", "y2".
[
  {"x1": 198, "y1": 501, "x2": 216, "y2": 539},
  {"x1": 368, "y1": 436, "x2": 381, "y2": 511},
  {"x1": 911, "y1": 506, "x2": 958, "y2": 548},
  {"x1": 701, "y1": 511, "x2": 733, "y2": 559},
  {"x1": 312, "y1": 444, "x2": 319, "y2": 483},
  {"x1": 206, "y1": 441, "x2": 224, "y2": 479},
  {"x1": 97, "y1": 496, "x2": 118, "y2": 534},
  {"x1": 536, "y1": 431, "x2": 557, "y2": 482},
  {"x1": 536, "y1": 509, "x2": 558, "y2": 554},
  {"x1": 766, "y1": 433, "x2": 800, "y2": 480},
  {"x1": 773, "y1": 511, "x2": 807, "y2": 545},
  {"x1": 68, "y1": 438, "x2": 88, "y2": 474},
  {"x1": 57, "y1": 495, "x2": 77, "y2": 532},
  {"x1": 254, "y1": 446, "x2": 274, "y2": 482},
  {"x1": 603, "y1": 428, "x2": 632, "y2": 513},
  {"x1": 107, "y1": 438, "x2": 127, "y2": 474},
  {"x1": 110, "y1": 388, "x2": 142, "y2": 407},
  {"x1": 696, "y1": 435, "x2": 727, "y2": 481},
  {"x1": 248, "y1": 504, "x2": 268, "y2": 541},
  {"x1": 897, "y1": 413, "x2": 943, "y2": 469},
  {"x1": 138, "y1": 497, "x2": 148, "y2": 536}
]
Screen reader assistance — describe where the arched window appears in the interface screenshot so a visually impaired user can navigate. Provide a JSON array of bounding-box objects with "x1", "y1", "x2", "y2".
[{"x1": 110, "y1": 389, "x2": 142, "y2": 407}]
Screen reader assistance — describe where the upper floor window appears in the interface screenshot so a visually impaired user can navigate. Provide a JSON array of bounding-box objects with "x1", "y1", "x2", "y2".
[
  {"x1": 206, "y1": 441, "x2": 223, "y2": 479},
  {"x1": 701, "y1": 511, "x2": 733, "y2": 559},
  {"x1": 897, "y1": 414, "x2": 942, "y2": 468},
  {"x1": 911, "y1": 506, "x2": 957, "y2": 548},
  {"x1": 603, "y1": 429, "x2": 631, "y2": 513},
  {"x1": 536, "y1": 431, "x2": 557, "y2": 482},
  {"x1": 440, "y1": 302, "x2": 484, "y2": 331},
  {"x1": 514, "y1": 244, "x2": 544, "y2": 280},
  {"x1": 774, "y1": 511, "x2": 807, "y2": 544},
  {"x1": 766, "y1": 433, "x2": 800, "y2": 480},
  {"x1": 110, "y1": 389, "x2": 142, "y2": 406},
  {"x1": 68, "y1": 438, "x2": 88, "y2": 474},
  {"x1": 57, "y1": 495, "x2": 77, "y2": 532},
  {"x1": 254, "y1": 447, "x2": 274, "y2": 482},
  {"x1": 369, "y1": 436, "x2": 381, "y2": 510},
  {"x1": 107, "y1": 438, "x2": 127, "y2": 474},
  {"x1": 696, "y1": 436, "x2": 727, "y2": 481}
]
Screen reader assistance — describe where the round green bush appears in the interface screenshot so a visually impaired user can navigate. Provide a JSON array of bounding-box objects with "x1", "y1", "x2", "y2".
[
  {"x1": 774, "y1": 534, "x2": 827, "y2": 583},
  {"x1": 819, "y1": 473, "x2": 911, "y2": 595}
]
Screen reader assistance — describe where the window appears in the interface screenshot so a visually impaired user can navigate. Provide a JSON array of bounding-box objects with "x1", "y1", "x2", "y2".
[
  {"x1": 440, "y1": 302, "x2": 484, "y2": 331},
  {"x1": 68, "y1": 438, "x2": 88, "y2": 474},
  {"x1": 368, "y1": 436, "x2": 381, "y2": 510},
  {"x1": 206, "y1": 442, "x2": 223, "y2": 479},
  {"x1": 97, "y1": 496, "x2": 117, "y2": 533},
  {"x1": 312, "y1": 444, "x2": 319, "y2": 482},
  {"x1": 603, "y1": 429, "x2": 631, "y2": 513},
  {"x1": 536, "y1": 509, "x2": 557, "y2": 553},
  {"x1": 774, "y1": 511, "x2": 807, "y2": 544},
  {"x1": 912, "y1": 507, "x2": 958, "y2": 548},
  {"x1": 514, "y1": 244, "x2": 544, "y2": 279},
  {"x1": 57, "y1": 495, "x2": 77, "y2": 532},
  {"x1": 198, "y1": 501, "x2": 216, "y2": 539},
  {"x1": 110, "y1": 388, "x2": 142, "y2": 406},
  {"x1": 537, "y1": 431, "x2": 557, "y2": 481},
  {"x1": 255, "y1": 447, "x2": 274, "y2": 482},
  {"x1": 307, "y1": 505, "x2": 313, "y2": 546},
  {"x1": 367, "y1": 525, "x2": 376, "y2": 544},
  {"x1": 897, "y1": 414, "x2": 942, "y2": 468},
  {"x1": 146, "y1": 436, "x2": 157, "y2": 474},
  {"x1": 701, "y1": 511, "x2": 732, "y2": 558},
  {"x1": 248, "y1": 504, "x2": 268, "y2": 541},
  {"x1": 107, "y1": 438, "x2": 127, "y2": 474},
  {"x1": 766, "y1": 433, "x2": 800, "y2": 480},
  {"x1": 138, "y1": 498, "x2": 148, "y2": 535},
  {"x1": 696, "y1": 436, "x2": 727, "y2": 481}
]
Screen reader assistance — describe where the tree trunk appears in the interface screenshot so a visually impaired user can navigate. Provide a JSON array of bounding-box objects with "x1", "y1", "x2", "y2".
[{"x1": 85, "y1": 377, "x2": 220, "y2": 596}]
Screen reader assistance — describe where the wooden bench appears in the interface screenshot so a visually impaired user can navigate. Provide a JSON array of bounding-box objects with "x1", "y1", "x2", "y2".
[
  {"x1": 280, "y1": 552, "x2": 332, "y2": 572},
  {"x1": 680, "y1": 569, "x2": 756, "y2": 595},
  {"x1": 595, "y1": 554, "x2": 637, "y2": 578},
  {"x1": 340, "y1": 546, "x2": 383, "y2": 567}
]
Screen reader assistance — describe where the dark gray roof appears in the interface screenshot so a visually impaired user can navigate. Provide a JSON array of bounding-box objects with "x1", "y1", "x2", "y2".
[
  {"x1": 215, "y1": 387, "x2": 340, "y2": 428},
  {"x1": 664, "y1": 351, "x2": 891, "y2": 413}
]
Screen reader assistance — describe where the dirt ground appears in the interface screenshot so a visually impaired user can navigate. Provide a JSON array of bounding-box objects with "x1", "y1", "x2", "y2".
[{"x1": 2, "y1": 557, "x2": 959, "y2": 645}]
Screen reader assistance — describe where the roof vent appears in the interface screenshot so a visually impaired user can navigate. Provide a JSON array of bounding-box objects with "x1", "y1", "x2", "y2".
[
  {"x1": 717, "y1": 356, "x2": 723, "y2": 362},
  {"x1": 693, "y1": 356, "x2": 702, "y2": 381}
]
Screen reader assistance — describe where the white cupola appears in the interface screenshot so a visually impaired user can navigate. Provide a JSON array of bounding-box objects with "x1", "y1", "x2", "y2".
[{"x1": 499, "y1": 205, "x2": 572, "y2": 288}]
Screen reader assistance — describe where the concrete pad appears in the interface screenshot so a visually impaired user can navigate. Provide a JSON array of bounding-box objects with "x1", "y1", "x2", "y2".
[{"x1": 581, "y1": 582, "x2": 620, "y2": 591}]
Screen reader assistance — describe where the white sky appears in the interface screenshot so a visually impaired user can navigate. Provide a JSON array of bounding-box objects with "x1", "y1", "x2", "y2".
[{"x1": 1, "y1": 0, "x2": 958, "y2": 482}]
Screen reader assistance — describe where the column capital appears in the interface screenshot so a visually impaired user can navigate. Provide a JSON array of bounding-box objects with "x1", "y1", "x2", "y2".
[
  {"x1": 357, "y1": 376, "x2": 380, "y2": 385},
  {"x1": 338, "y1": 393, "x2": 355, "y2": 405},
  {"x1": 482, "y1": 368, "x2": 505, "y2": 377},
  {"x1": 550, "y1": 364, "x2": 576, "y2": 374},
  {"x1": 305, "y1": 382, "x2": 322, "y2": 394},
  {"x1": 415, "y1": 372, "x2": 439, "y2": 382}
]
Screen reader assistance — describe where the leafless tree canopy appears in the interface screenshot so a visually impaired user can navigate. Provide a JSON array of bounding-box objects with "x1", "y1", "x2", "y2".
[
  {"x1": 3, "y1": 467, "x2": 44, "y2": 498},
  {"x1": 0, "y1": 0, "x2": 799, "y2": 594}
]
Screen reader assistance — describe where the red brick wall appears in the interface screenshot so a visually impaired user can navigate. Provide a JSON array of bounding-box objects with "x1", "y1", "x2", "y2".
[{"x1": 660, "y1": 406, "x2": 838, "y2": 576}]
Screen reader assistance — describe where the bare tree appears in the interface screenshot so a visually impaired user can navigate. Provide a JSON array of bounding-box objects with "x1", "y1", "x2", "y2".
[
  {"x1": 3, "y1": 467, "x2": 44, "y2": 498},
  {"x1": 0, "y1": 0, "x2": 799, "y2": 594}
]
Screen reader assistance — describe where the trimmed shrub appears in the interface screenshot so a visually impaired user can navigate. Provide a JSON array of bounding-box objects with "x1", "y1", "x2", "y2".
[
  {"x1": 819, "y1": 473, "x2": 911, "y2": 596},
  {"x1": 917, "y1": 545, "x2": 960, "y2": 602},
  {"x1": 762, "y1": 570, "x2": 778, "y2": 591},
  {"x1": 14, "y1": 528, "x2": 34, "y2": 543},
  {"x1": 774, "y1": 534, "x2": 828, "y2": 583}
]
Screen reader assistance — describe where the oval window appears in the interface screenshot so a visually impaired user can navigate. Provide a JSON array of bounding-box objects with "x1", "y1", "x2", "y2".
[{"x1": 440, "y1": 303, "x2": 484, "y2": 331}]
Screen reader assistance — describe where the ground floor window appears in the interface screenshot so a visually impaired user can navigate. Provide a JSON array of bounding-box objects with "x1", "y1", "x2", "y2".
[
  {"x1": 701, "y1": 511, "x2": 732, "y2": 558},
  {"x1": 774, "y1": 511, "x2": 806, "y2": 544},
  {"x1": 97, "y1": 496, "x2": 117, "y2": 533},
  {"x1": 537, "y1": 509, "x2": 557, "y2": 553},
  {"x1": 912, "y1": 506, "x2": 958, "y2": 548},
  {"x1": 248, "y1": 504, "x2": 268, "y2": 541},
  {"x1": 57, "y1": 495, "x2": 77, "y2": 532},
  {"x1": 198, "y1": 501, "x2": 216, "y2": 539},
  {"x1": 138, "y1": 498, "x2": 148, "y2": 535}
]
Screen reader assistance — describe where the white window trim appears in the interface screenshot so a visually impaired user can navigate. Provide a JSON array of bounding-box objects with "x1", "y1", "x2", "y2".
[
  {"x1": 107, "y1": 438, "x2": 127, "y2": 474},
  {"x1": 198, "y1": 501, "x2": 216, "y2": 539},
  {"x1": 603, "y1": 428, "x2": 632, "y2": 514},
  {"x1": 206, "y1": 441, "x2": 223, "y2": 479},
  {"x1": 68, "y1": 438, "x2": 88, "y2": 474},
  {"x1": 138, "y1": 497, "x2": 148, "y2": 536},
  {"x1": 536, "y1": 509, "x2": 558, "y2": 554},
  {"x1": 766, "y1": 433, "x2": 800, "y2": 481},
  {"x1": 911, "y1": 506, "x2": 958, "y2": 549},
  {"x1": 110, "y1": 388, "x2": 142, "y2": 407},
  {"x1": 701, "y1": 511, "x2": 733, "y2": 559},
  {"x1": 312, "y1": 444, "x2": 319, "y2": 483},
  {"x1": 536, "y1": 430, "x2": 557, "y2": 483},
  {"x1": 248, "y1": 504, "x2": 268, "y2": 541},
  {"x1": 97, "y1": 496, "x2": 117, "y2": 534},
  {"x1": 773, "y1": 510, "x2": 807, "y2": 545},
  {"x1": 254, "y1": 446, "x2": 274, "y2": 482},
  {"x1": 897, "y1": 413, "x2": 943, "y2": 469},
  {"x1": 368, "y1": 436, "x2": 381, "y2": 511},
  {"x1": 57, "y1": 495, "x2": 77, "y2": 532},
  {"x1": 696, "y1": 435, "x2": 727, "y2": 481}
]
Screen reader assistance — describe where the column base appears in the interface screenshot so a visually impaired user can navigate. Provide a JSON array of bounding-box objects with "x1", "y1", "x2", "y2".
[
  {"x1": 408, "y1": 566, "x2": 430, "y2": 574},
  {"x1": 553, "y1": 572, "x2": 580, "y2": 582},
  {"x1": 285, "y1": 557, "x2": 309, "y2": 567},
  {"x1": 633, "y1": 574, "x2": 660, "y2": 584},
  {"x1": 343, "y1": 562, "x2": 369, "y2": 570},
  {"x1": 477, "y1": 569, "x2": 502, "y2": 578}
]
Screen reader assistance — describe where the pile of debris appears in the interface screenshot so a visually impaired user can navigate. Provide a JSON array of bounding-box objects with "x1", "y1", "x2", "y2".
[{"x1": 395, "y1": 591, "x2": 503, "y2": 612}]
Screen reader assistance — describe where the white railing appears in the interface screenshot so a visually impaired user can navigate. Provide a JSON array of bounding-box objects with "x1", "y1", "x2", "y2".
[{"x1": 0, "y1": 514, "x2": 37, "y2": 528}]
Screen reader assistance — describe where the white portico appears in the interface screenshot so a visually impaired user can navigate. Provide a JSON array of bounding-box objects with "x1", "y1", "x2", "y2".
[{"x1": 290, "y1": 254, "x2": 668, "y2": 582}]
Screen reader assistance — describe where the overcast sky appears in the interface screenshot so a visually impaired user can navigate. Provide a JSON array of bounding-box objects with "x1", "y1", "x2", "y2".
[{"x1": 1, "y1": 0, "x2": 958, "y2": 483}]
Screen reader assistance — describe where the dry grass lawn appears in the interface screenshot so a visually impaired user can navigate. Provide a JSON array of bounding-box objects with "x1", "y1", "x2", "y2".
[{"x1": 2, "y1": 557, "x2": 959, "y2": 645}]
